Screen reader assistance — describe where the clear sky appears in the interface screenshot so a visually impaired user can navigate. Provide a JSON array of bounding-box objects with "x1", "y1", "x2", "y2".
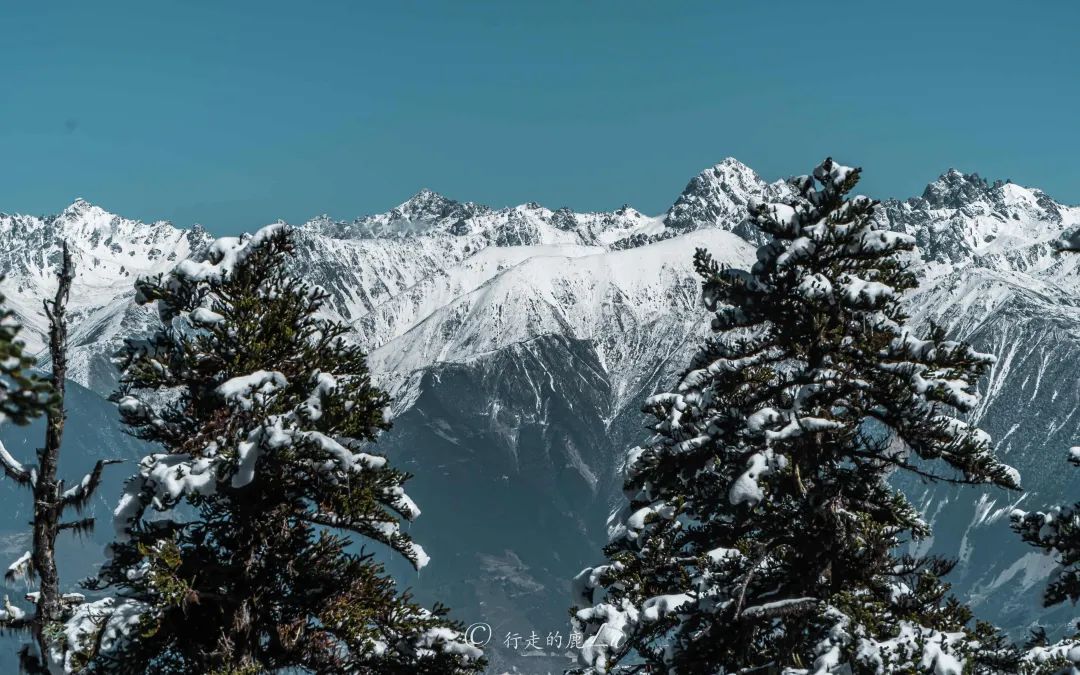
[{"x1": 2, "y1": 1, "x2": 1078, "y2": 234}]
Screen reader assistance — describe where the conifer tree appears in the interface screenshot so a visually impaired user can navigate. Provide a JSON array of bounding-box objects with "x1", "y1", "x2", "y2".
[
  {"x1": 1010, "y1": 449, "x2": 1080, "y2": 674},
  {"x1": 1012, "y1": 447, "x2": 1080, "y2": 608},
  {"x1": 0, "y1": 247, "x2": 120, "y2": 673},
  {"x1": 66, "y1": 226, "x2": 484, "y2": 673},
  {"x1": 1008, "y1": 235, "x2": 1080, "y2": 675},
  {"x1": 571, "y1": 158, "x2": 1020, "y2": 674}
]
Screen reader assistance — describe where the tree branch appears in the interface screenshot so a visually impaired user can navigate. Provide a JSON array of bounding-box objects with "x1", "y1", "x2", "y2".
[
  {"x1": 737, "y1": 597, "x2": 818, "y2": 622},
  {"x1": 0, "y1": 440, "x2": 33, "y2": 485},
  {"x1": 851, "y1": 449, "x2": 984, "y2": 486},
  {"x1": 57, "y1": 518, "x2": 96, "y2": 535},
  {"x1": 61, "y1": 459, "x2": 124, "y2": 512},
  {"x1": 733, "y1": 546, "x2": 772, "y2": 620}
]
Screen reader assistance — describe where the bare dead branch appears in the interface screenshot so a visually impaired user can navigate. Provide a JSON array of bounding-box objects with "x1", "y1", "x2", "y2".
[
  {"x1": 0, "y1": 440, "x2": 32, "y2": 485},
  {"x1": 61, "y1": 459, "x2": 124, "y2": 512},
  {"x1": 57, "y1": 518, "x2": 96, "y2": 536}
]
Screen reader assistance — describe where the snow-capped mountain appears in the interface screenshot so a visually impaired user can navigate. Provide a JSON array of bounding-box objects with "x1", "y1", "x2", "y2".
[
  {"x1": 0, "y1": 159, "x2": 811, "y2": 398},
  {"x1": 299, "y1": 186, "x2": 661, "y2": 247},
  {"x1": 659, "y1": 156, "x2": 797, "y2": 246},
  {"x1": 0, "y1": 199, "x2": 212, "y2": 392},
  {"x1": 3, "y1": 159, "x2": 1080, "y2": 672}
]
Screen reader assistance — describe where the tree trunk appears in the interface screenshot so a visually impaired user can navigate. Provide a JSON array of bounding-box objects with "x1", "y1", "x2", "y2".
[
  {"x1": 218, "y1": 492, "x2": 262, "y2": 671},
  {"x1": 30, "y1": 244, "x2": 74, "y2": 669}
]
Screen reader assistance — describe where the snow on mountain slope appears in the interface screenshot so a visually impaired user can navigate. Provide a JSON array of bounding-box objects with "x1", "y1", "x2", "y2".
[
  {"x1": 9, "y1": 160, "x2": 1077, "y2": 401},
  {"x1": 347, "y1": 242, "x2": 606, "y2": 350},
  {"x1": 1, "y1": 189, "x2": 662, "y2": 389},
  {"x1": 878, "y1": 169, "x2": 1080, "y2": 265},
  {"x1": 367, "y1": 229, "x2": 755, "y2": 412},
  {"x1": 287, "y1": 228, "x2": 489, "y2": 327},
  {"x1": 0, "y1": 199, "x2": 211, "y2": 393}
]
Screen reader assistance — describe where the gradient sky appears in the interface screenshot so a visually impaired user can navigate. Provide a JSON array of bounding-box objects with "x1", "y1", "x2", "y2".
[{"x1": 2, "y1": 1, "x2": 1078, "y2": 234}]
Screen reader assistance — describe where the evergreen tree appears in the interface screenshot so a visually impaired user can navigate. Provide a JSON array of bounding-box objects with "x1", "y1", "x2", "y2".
[
  {"x1": 66, "y1": 226, "x2": 484, "y2": 673},
  {"x1": 570, "y1": 158, "x2": 1020, "y2": 674},
  {"x1": 1012, "y1": 447, "x2": 1080, "y2": 607},
  {"x1": 1009, "y1": 236, "x2": 1080, "y2": 675}
]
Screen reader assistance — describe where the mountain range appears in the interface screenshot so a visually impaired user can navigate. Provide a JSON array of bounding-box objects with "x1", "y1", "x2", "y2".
[{"x1": 2, "y1": 158, "x2": 1079, "y2": 673}]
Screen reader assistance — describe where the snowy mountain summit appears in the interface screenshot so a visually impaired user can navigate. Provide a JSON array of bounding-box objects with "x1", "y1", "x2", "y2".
[
  {"x1": 661, "y1": 157, "x2": 796, "y2": 245},
  {"x1": 880, "y1": 168, "x2": 1079, "y2": 264},
  {"x1": 302, "y1": 185, "x2": 663, "y2": 248},
  {"x1": 305, "y1": 187, "x2": 491, "y2": 239},
  {"x1": 0, "y1": 199, "x2": 212, "y2": 390}
]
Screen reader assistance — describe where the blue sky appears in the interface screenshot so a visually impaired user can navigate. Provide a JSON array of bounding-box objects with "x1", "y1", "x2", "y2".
[{"x1": 2, "y1": 1, "x2": 1078, "y2": 234}]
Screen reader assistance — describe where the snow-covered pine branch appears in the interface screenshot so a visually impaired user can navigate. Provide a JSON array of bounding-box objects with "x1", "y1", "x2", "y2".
[
  {"x1": 4, "y1": 551, "x2": 33, "y2": 585},
  {"x1": 72, "y1": 224, "x2": 484, "y2": 673},
  {"x1": 0, "y1": 439, "x2": 33, "y2": 485},
  {"x1": 1007, "y1": 447, "x2": 1080, "y2": 673}
]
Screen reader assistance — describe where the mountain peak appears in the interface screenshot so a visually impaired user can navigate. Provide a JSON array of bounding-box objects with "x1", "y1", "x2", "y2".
[
  {"x1": 57, "y1": 198, "x2": 123, "y2": 233},
  {"x1": 682, "y1": 158, "x2": 762, "y2": 195},
  {"x1": 664, "y1": 159, "x2": 766, "y2": 231},
  {"x1": 411, "y1": 187, "x2": 441, "y2": 200},
  {"x1": 714, "y1": 156, "x2": 754, "y2": 171},
  {"x1": 395, "y1": 188, "x2": 453, "y2": 214},
  {"x1": 683, "y1": 158, "x2": 758, "y2": 186},
  {"x1": 62, "y1": 197, "x2": 102, "y2": 217},
  {"x1": 921, "y1": 169, "x2": 992, "y2": 208}
]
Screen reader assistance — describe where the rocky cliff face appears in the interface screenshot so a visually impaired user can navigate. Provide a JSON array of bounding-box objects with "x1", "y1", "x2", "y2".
[{"x1": 2, "y1": 160, "x2": 1079, "y2": 671}]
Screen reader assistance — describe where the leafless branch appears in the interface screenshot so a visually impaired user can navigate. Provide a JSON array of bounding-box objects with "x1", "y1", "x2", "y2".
[{"x1": 61, "y1": 459, "x2": 124, "y2": 512}]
